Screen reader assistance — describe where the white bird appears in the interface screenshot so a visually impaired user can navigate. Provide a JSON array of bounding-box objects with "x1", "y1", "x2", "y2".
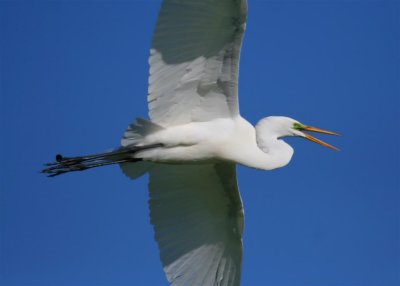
[{"x1": 42, "y1": 0, "x2": 339, "y2": 285}]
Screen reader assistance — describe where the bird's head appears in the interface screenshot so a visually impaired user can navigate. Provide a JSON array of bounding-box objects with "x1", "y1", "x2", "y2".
[{"x1": 258, "y1": 116, "x2": 340, "y2": 151}]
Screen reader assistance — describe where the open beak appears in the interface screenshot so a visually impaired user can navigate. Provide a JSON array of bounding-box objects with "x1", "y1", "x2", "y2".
[{"x1": 302, "y1": 126, "x2": 340, "y2": 151}]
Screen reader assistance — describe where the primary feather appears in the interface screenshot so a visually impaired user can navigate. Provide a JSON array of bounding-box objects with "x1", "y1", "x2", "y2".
[
  {"x1": 148, "y1": 163, "x2": 243, "y2": 286},
  {"x1": 148, "y1": 0, "x2": 248, "y2": 126}
]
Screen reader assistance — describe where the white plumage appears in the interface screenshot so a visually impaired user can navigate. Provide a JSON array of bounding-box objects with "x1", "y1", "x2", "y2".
[
  {"x1": 148, "y1": 163, "x2": 243, "y2": 286},
  {"x1": 148, "y1": 0, "x2": 247, "y2": 126},
  {"x1": 42, "y1": 0, "x2": 339, "y2": 285}
]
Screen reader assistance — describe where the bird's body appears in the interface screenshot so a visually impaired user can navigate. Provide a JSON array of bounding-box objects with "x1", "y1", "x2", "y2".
[
  {"x1": 42, "y1": 0, "x2": 339, "y2": 285},
  {"x1": 122, "y1": 116, "x2": 294, "y2": 170}
]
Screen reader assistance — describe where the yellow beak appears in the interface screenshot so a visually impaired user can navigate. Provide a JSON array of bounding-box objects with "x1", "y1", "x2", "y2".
[{"x1": 302, "y1": 126, "x2": 340, "y2": 151}]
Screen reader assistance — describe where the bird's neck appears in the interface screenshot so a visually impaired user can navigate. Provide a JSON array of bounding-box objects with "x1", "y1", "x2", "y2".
[{"x1": 252, "y1": 121, "x2": 294, "y2": 170}]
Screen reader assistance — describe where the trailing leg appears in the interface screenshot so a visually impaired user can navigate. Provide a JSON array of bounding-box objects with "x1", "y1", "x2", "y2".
[{"x1": 41, "y1": 144, "x2": 162, "y2": 177}]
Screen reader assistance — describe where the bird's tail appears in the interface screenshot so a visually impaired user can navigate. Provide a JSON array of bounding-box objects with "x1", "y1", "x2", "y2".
[
  {"x1": 118, "y1": 117, "x2": 165, "y2": 179},
  {"x1": 41, "y1": 144, "x2": 161, "y2": 177}
]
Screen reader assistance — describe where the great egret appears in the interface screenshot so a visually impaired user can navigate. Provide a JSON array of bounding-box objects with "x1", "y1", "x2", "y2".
[{"x1": 42, "y1": 0, "x2": 339, "y2": 285}]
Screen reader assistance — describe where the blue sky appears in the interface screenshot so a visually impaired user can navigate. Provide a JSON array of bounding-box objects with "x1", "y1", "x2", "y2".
[{"x1": 1, "y1": 1, "x2": 399, "y2": 285}]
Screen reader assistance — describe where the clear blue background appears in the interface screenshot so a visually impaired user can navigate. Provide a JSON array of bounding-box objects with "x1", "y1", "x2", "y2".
[{"x1": 1, "y1": 0, "x2": 399, "y2": 285}]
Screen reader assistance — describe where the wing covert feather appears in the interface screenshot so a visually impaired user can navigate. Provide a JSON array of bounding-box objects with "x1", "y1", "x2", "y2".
[
  {"x1": 148, "y1": 0, "x2": 248, "y2": 126},
  {"x1": 148, "y1": 163, "x2": 244, "y2": 286}
]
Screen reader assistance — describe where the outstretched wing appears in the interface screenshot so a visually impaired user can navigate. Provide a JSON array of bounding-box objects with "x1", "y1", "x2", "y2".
[
  {"x1": 148, "y1": 0, "x2": 248, "y2": 126},
  {"x1": 148, "y1": 163, "x2": 244, "y2": 286}
]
